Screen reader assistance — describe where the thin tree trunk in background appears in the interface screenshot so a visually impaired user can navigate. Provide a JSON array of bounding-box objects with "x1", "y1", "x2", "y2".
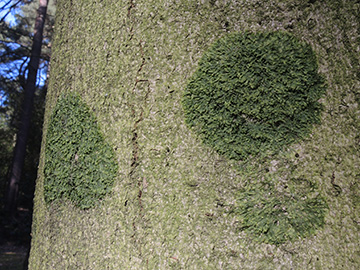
[{"x1": 4, "y1": 0, "x2": 48, "y2": 215}]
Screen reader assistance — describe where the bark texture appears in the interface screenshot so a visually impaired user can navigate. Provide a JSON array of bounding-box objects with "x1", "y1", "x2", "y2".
[{"x1": 29, "y1": 0, "x2": 360, "y2": 269}]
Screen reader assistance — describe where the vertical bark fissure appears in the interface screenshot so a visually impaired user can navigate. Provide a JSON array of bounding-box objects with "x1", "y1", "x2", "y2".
[
  {"x1": 127, "y1": 0, "x2": 136, "y2": 41},
  {"x1": 127, "y1": 1, "x2": 150, "y2": 258},
  {"x1": 129, "y1": 41, "x2": 149, "y2": 206},
  {"x1": 129, "y1": 40, "x2": 149, "y2": 257}
]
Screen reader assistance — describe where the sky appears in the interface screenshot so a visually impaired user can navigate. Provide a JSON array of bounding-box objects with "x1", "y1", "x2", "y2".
[
  {"x1": 0, "y1": 0, "x2": 17, "y2": 107},
  {"x1": 0, "y1": 0, "x2": 18, "y2": 26},
  {"x1": 0, "y1": 0, "x2": 48, "y2": 107}
]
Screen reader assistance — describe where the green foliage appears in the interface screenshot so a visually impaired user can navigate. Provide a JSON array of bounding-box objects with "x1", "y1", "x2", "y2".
[
  {"x1": 182, "y1": 31, "x2": 326, "y2": 160},
  {"x1": 44, "y1": 93, "x2": 118, "y2": 209},
  {"x1": 234, "y1": 177, "x2": 328, "y2": 245}
]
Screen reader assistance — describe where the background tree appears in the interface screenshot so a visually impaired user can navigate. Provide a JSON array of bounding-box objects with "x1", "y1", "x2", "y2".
[
  {"x1": 0, "y1": 0, "x2": 55, "y2": 215},
  {"x1": 29, "y1": 0, "x2": 359, "y2": 269},
  {"x1": 4, "y1": 0, "x2": 49, "y2": 217},
  {"x1": 0, "y1": 0, "x2": 55, "y2": 250}
]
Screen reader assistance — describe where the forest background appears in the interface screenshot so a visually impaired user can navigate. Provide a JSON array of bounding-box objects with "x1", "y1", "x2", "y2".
[{"x1": 0, "y1": 0, "x2": 55, "y2": 269}]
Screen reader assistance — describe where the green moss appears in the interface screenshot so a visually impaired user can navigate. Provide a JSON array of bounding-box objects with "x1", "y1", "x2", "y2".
[
  {"x1": 182, "y1": 31, "x2": 326, "y2": 160},
  {"x1": 234, "y1": 177, "x2": 328, "y2": 245},
  {"x1": 43, "y1": 93, "x2": 118, "y2": 209}
]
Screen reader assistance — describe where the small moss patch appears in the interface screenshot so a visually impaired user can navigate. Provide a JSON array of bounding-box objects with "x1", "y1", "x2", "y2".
[
  {"x1": 234, "y1": 177, "x2": 328, "y2": 245},
  {"x1": 44, "y1": 93, "x2": 118, "y2": 209},
  {"x1": 182, "y1": 31, "x2": 326, "y2": 160}
]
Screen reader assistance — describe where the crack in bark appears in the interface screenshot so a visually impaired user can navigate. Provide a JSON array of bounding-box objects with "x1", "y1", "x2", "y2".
[
  {"x1": 127, "y1": 36, "x2": 150, "y2": 258},
  {"x1": 129, "y1": 40, "x2": 148, "y2": 183},
  {"x1": 127, "y1": 0, "x2": 136, "y2": 41},
  {"x1": 125, "y1": 3, "x2": 153, "y2": 260},
  {"x1": 127, "y1": 0, "x2": 135, "y2": 18}
]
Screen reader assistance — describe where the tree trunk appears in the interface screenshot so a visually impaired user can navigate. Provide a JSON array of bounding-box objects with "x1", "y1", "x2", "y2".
[
  {"x1": 4, "y1": 0, "x2": 48, "y2": 215},
  {"x1": 29, "y1": 1, "x2": 360, "y2": 269}
]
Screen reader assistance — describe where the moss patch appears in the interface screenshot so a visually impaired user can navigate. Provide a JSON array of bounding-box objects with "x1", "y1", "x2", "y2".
[
  {"x1": 43, "y1": 93, "x2": 118, "y2": 209},
  {"x1": 234, "y1": 177, "x2": 328, "y2": 245},
  {"x1": 182, "y1": 31, "x2": 326, "y2": 160}
]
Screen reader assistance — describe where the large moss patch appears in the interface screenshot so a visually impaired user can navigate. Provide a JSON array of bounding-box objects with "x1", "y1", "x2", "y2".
[
  {"x1": 44, "y1": 93, "x2": 118, "y2": 209},
  {"x1": 182, "y1": 31, "x2": 326, "y2": 160},
  {"x1": 183, "y1": 31, "x2": 328, "y2": 245}
]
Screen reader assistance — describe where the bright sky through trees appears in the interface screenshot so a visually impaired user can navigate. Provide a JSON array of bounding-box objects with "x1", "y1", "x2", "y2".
[
  {"x1": 0, "y1": 0, "x2": 17, "y2": 26},
  {"x1": 0, "y1": 0, "x2": 48, "y2": 107}
]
